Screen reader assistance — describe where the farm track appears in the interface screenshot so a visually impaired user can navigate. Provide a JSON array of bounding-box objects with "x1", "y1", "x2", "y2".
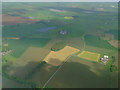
[
  {"x1": 42, "y1": 27, "x2": 91, "y2": 88},
  {"x1": 42, "y1": 35, "x2": 86, "y2": 88},
  {"x1": 43, "y1": 55, "x2": 72, "y2": 88}
]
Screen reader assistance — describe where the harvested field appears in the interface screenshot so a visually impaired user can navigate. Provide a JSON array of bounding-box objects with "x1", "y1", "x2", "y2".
[
  {"x1": 2, "y1": 14, "x2": 40, "y2": 25},
  {"x1": 44, "y1": 46, "x2": 80, "y2": 66},
  {"x1": 77, "y1": 51, "x2": 100, "y2": 62}
]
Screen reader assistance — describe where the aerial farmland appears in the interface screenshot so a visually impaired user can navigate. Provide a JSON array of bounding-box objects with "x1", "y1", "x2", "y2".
[{"x1": 2, "y1": 2, "x2": 118, "y2": 88}]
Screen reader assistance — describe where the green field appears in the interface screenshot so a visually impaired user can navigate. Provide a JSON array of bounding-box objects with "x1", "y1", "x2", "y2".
[
  {"x1": 3, "y1": 38, "x2": 50, "y2": 58},
  {"x1": 2, "y1": 2, "x2": 118, "y2": 88},
  {"x1": 51, "y1": 41, "x2": 67, "y2": 51},
  {"x1": 77, "y1": 51, "x2": 100, "y2": 62},
  {"x1": 84, "y1": 35, "x2": 117, "y2": 50}
]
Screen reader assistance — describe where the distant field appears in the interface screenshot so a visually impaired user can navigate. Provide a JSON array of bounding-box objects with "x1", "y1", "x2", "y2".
[
  {"x1": 66, "y1": 37, "x2": 84, "y2": 50},
  {"x1": 3, "y1": 38, "x2": 50, "y2": 58},
  {"x1": 2, "y1": 2, "x2": 118, "y2": 88},
  {"x1": 85, "y1": 45, "x2": 117, "y2": 55},
  {"x1": 2, "y1": 14, "x2": 40, "y2": 25},
  {"x1": 44, "y1": 46, "x2": 80, "y2": 66},
  {"x1": 47, "y1": 56, "x2": 116, "y2": 88},
  {"x1": 85, "y1": 35, "x2": 116, "y2": 50},
  {"x1": 77, "y1": 51, "x2": 100, "y2": 62}
]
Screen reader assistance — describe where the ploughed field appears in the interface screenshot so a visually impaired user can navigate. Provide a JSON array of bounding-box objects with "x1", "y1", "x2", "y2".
[{"x1": 2, "y1": 14, "x2": 40, "y2": 25}]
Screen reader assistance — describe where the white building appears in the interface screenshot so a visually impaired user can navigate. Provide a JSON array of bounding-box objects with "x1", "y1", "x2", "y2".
[{"x1": 101, "y1": 55, "x2": 109, "y2": 63}]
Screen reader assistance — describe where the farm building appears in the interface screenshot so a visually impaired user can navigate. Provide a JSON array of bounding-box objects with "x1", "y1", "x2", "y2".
[
  {"x1": 101, "y1": 55, "x2": 109, "y2": 63},
  {"x1": 59, "y1": 30, "x2": 67, "y2": 35}
]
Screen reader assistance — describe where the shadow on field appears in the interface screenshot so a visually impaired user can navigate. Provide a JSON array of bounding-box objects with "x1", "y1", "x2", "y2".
[
  {"x1": 4, "y1": 58, "x2": 117, "y2": 88},
  {"x1": 4, "y1": 60, "x2": 59, "y2": 86},
  {"x1": 5, "y1": 61, "x2": 48, "y2": 79},
  {"x1": 47, "y1": 61, "x2": 113, "y2": 88}
]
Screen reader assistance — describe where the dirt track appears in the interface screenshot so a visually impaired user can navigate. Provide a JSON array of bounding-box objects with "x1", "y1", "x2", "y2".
[{"x1": 1, "y1": 14, "x2": 40, "y2": 25}]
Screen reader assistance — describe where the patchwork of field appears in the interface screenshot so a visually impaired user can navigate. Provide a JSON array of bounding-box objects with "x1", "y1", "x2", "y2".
[
  {"x1": 6, "y1": 46, "x2": 50, "y2": 79},
  {"x1": 44, "y1": 46, "x2": 80, "y2": 66},
  {"x1": 77, "y1": 51, "x2": 100, "y2": 62},
  {"x1": 3, "y1": 38, "x2": 50, "y2": 58},
  {"x1": 2, "y1": 2, "x2": 118, "y2": 88},
  {"x1": 84, "y1": 35, "x2": 117, "y2": 50},
  {"x1": 2, "y1": 14, "x2": 40, "y2": 25}
]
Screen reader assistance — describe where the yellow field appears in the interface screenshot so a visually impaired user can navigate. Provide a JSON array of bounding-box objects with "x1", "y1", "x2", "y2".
[
  {"x1": 64, "y1": 16, "x2": 73, "y2": 20},
  {"x1": 7, "y1": 37, "x2": 20, "y2": 40},
  {"x1": 111, "y1": 6, "x2": 115, "y2": 8},
  {"x1": 44, "y1": 46, "x2": 80, "y2": 66},
  {"x1": 77, "y1": 51, "x2": 100, "y2": 62}
]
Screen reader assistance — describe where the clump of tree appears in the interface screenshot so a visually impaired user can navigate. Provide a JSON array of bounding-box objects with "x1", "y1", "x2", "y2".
[
  {"x1": 51, "y1": 42, "x2": 67, "y2": 51},
  {"x1": 106, "y1": 55, "x2": 118, "y2": 72},
  {"x1": 110, "y1": 65, "x2": 118, "y2": 72}
]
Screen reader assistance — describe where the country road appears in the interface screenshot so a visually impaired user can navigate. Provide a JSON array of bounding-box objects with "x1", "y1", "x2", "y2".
[
  {"x1": 42, "y1": 55, "x2": 72, "y2": 88},
  {"x1": 42, "y1": 35, "x2": 86, "y2": 88}
]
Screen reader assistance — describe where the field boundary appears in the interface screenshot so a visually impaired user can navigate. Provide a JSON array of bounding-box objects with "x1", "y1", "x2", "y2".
[
  {"x1": 42, "y1": 55, "x2": 72, "y2": 88},
  {"x1": 42, "y1": 35, "x2": 86, "y2": 88}
]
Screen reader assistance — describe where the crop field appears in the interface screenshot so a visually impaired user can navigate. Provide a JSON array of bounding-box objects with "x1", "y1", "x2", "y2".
[
  {"x1": 7, "y1": 37, "x2": 20, "y2": 40},
  {"x1": 84, "y1": 35, "x2": 117, "y2": 50},
  {"x1": 2, "y1": 2, "x2": 118, "y2": 88},
  {"x1": 2, "y1": 77, "x2": 26, "y2": 88},
  {"x1": 85, "y1": 45, "x2": 117, "y2": 55},
  {"x1": 47, "y1": 56, "x2": 117, "y2": 88},
  {"x1": 2, "y1": 14, "x2": 40, "y2": 25},
  {"x1": 77, "y1": 51, "x2": 100, "y2": 62},
  {"x1": 3, "y1": 38, "x2": 50, "y2": 58},
  {"x1": 44, "y1": 46, "x2": 80, "y2": 66},
  {"x1": 66, "y1": 37, "x2": 85, "y2": 50},
  {"x1": 5, "y1": 46, "x2": 50, "y2": 79},
  {"x1": 27, "y1": 63, "x2": 58, "y2": 86}
]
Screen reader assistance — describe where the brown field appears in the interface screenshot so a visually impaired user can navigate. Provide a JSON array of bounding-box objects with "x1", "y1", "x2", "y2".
[
  {"x1": 2, "y1": 14, "x2": 40, "y2": 25},
  {"x1": 6, "y1": 46, "x2": 50, "y2": 78},
  {"x1": 3, "y1": 43, "x2": 8, "y2": 47},
  {"x1": 77, "y1": 51, "x2": 100, "y2": 62},
  {"x1": 44, "y1": 46, "x2": 80, "y2": 66},
  {"x1": 108, "y1": 40, "x2": 118, "y2": 48}
]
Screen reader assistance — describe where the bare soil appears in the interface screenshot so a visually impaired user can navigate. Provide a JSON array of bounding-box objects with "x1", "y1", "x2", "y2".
[{"x1": 2, "y1": 14, "x2": 40, "y2": 25}]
